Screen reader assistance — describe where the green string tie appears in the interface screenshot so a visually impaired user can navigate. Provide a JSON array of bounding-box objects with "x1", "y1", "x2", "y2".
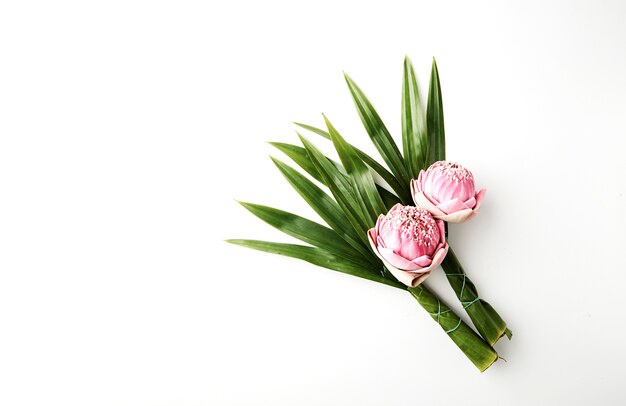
[
  {"x1": 429, "y1": 301, "x2": 462, "y2": 334},
  {"x1": 446, "y1": 272, "x2": 481, "y2": 309}
]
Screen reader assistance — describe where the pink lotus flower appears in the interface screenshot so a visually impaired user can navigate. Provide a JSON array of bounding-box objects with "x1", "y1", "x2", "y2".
[
  {"x1": 367, "y1": 204, "x2": 448, "y2": 287},
  {"x1": 411, "y1": 161, "x2": 486, "y2": 224}
]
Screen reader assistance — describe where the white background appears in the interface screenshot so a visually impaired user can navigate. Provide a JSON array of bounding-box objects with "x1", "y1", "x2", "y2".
[{"x1": 1, "y1": 0, "x2": 625, "y2": 405}]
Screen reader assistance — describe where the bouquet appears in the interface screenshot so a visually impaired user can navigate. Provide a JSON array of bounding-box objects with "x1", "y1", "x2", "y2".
[{"x1": 227, "y1": 57, "x2": 511, "y2": 371}]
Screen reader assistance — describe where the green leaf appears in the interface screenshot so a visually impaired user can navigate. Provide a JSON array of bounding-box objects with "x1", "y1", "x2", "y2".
[
  {"x1": 294, "y1": 122, "x2": 411, "y2": 204},
  {"x1": 269, "y1": 142, "x2": 324, "y2": 183},
  {"x1": 270, "y1": 157, "x2": 373, "y2": 261},
  {"x1": 324, "y1": 115, "x2": 387, "y2": 223},
  {"x1": 299, "y1": 135, "x2": 372, "y2": 237},
  {"x1": 238, "y1": 201, "x2": 369, "y2": 266},
  {"x1": 402, "y1": 56, "x2": 428, "y2": 177},
  {"x1": 377, "y1": 185, "x2": 401, "y2": 211},
  {"x1": 292, "y1": 122, "x2": 330, "y2": 139},
  {"x1": 226, "y1": 239, "x2": 405, "y2": 289},
  {"x1": 343, "y1": 73, "x2": 412, "y2": 188},
  {"x1": 269, "y1": 142, "x2": 345, "y2": 184},
  {"x1": 271, "y1": 141, "x2": 397, "y2": 213},
  {"x1": 427, "y1": 58, "x2": 445, "y2": 164}
]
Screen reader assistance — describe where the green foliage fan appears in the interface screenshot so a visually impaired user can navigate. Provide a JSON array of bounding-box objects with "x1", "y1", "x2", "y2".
[{"x1": 227, "y1": 57, "x2": 510, "y2": 371}]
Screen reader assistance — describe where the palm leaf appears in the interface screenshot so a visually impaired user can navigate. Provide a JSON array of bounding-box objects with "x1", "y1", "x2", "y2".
[
  {"x1": 343, "y1": 73, "x2": 411, "y2": 188},
  {"x1": 269, "y1": 142, "x2": 345, "y2": 184},
  {"x1": 427, "y1": 58, "x2": 445, "y2": 164},
  {"x1": 402, "y1": 56, "x2": 428, "y2": 177},
  {"x1": 294, "y1": 123, "x2": 411, "y2": 204},
  {"x1": 270, "y1": 157, "x2": 373, "y2": 261},
  {"x1": 299, "y1": 135, "x2": 372, "y2": 237},
  {"x1": 377, "y1": 185, "x2": 401, "y2": 210},
  {"x1": 226, "y1": 239, "x2": 405, "y2": 289},
  {"x1": 324, "y1": 115, "x2": 387, "y2": 222},
  {"x1": 238, "y1": 201, "x2": 370, "y2": 265},
  {"x1": 271, "y1": 141, "x2": 399, "y2": 213}
]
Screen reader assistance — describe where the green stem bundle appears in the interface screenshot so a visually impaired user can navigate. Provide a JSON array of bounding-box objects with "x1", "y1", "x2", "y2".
[
  {"x1": 441, "y1": 247, "x2": 512, "y2": 346},
  {"x1": 408, "y1": 285, "x2": 498, "y2": 372}
]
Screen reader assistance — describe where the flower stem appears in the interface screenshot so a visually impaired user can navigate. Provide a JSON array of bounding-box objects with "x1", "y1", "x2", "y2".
[
  {"x1": 408, "y1": 285, "x2": 498, "y2": 372},
  {"x1": 441, "y1": 246, "x2": 512, "y2": 346}
]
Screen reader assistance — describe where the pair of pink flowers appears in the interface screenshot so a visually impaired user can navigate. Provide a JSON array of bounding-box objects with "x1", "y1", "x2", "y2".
[{"x1": 367, "y1": 161, "x2": 486, "y2": 287}]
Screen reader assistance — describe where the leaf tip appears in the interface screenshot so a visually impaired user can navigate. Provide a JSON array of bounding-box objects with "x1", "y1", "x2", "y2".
[
  {"x1": 322, "y1": 115, "x2": 339, "y2": 142},
  {"x1": 343, "y1": 71, "x2": 354, "y2": 86},
  {"x1": 297, "y1": 132, "x2": 309, "y2": 146},
  {"x1": 235, "y1": 199, "x2": 250, "y2": 208},
  {"x1": 431, "y1": 57, "x2": 439, "y2": 73},
  {"x1": 269, "y1": 155, "x2": 283, "y2": 166}
]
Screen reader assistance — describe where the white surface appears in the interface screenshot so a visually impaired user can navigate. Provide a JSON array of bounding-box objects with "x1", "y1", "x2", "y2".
[{"x1": 1, "y1": 1, "x2": 626, "y2": 405}]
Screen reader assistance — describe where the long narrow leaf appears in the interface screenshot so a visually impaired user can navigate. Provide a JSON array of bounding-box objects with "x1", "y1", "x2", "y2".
[
  {"x1": 427, "y1": 58, "x2": 445, "y2": 164},
  {"x1": 299, "y1": 135, "x2": 372, "y2": 238},
  {"x1": 343, "y1": 73, "x2": 412, "y2": 188},
  {"x1": 271, "y1": 141, "x2": 398, "y2": 213},
  {"x1": 402, "y1": 56, "x2": 428, "y2": 177},
  {"x1": 268, "y1": 142, "x2": 323, "y2": 183},
  {"x1": 270, "y1": 157, "x2": 373, "y2": 261},
  {"x1": 226, "y1": 239, "x2": 405, "y2": 289},
  {"x1": 324, "y1": 115, "x2": 387, "y2": 222},
  {"x1": 377, "y1": 185, "x2": 401, "y2": 211},
  {"x1": 292, "y1": 122, "x2": 330, "y2": 138},
  {"x1": 269, "y1": 142, "x2": 345, "y2": 184},
  {"x1": 294, "y1": 122, "x2": 411, "y2": 204},
  {"x1": 238, "y1": 201, "x2": 370, "y2": 266}
]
